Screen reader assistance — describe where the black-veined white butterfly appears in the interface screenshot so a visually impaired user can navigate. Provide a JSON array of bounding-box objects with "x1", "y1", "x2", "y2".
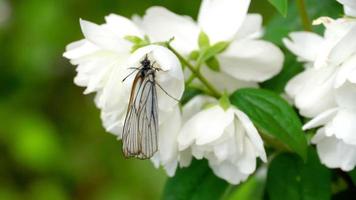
[{"x1": 122, "y1": 53, "x2": 177, "y2": 159}]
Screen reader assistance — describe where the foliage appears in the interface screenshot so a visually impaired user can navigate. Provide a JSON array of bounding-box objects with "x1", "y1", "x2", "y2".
[{"x1": 0, "y1": 0, "x2": 353, "y2": 199}]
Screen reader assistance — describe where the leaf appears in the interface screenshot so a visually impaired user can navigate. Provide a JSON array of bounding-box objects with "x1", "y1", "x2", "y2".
[
  {"x1": 261, "y1": 51, "x2": 303, "y2": 93},
  {"x1": 219, "y1": 94, "x2": 230, "y2": 111},
  {"x1": 198, "y1": 31, "x2": 210, "y2": 49},
  {"x1": 267, "y1": 148, "x2": 331, "y2": 200},
  {"x1": 162, "y1": 159, "x2": 228, "y2": 200},
  {"x1": 124, "y1": 35, "x2": 144, "y2": 44},
  {"x1": 197, "y1": 42, "x2": 229, "y2": 65},
  {"x1": 264, "y1": 0, "x2": 342, "y2": 46},
  {"x1": 228, "y1": 172, "x2": 266, "y2": 200},
  {"x1": 230, "y1": 88, "x2": 308, "y2": 160},
  {"x1": 205, "y1": 56, "x2": 220, "y2": 72},
  {"x1": 268, "y1": 0, "x2": 288, "y2": 17},
  {"x1": 189, "y1": 50, "x2": 199, "y2": 61}
]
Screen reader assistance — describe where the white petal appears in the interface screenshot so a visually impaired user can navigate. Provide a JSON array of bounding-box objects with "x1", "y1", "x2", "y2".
[
  {"x1": 96, "y1": 63, "x2": 130, "y2": 111},
  {"x1": 331, "y1": 109, "x2": 356, "y2": 145},
  {"x1": 200, "y1": 67, "x2": 258, "y2": 93},
  {"x1": 313, "y1": 129, "x2": 356, "y2": 171},
  {"x1": 100, "y1": 109, "x2": 126, "y2": 137},
  {"x1": 198, "y1": 0, "x2": 251, "y2": 43},
  {"x1": 73, "y1": 51, "x2": 127, "y2": 94},
  {"x1": 329, "y1": 24, "x2": 356, "y2": 65},
  {"x1": 151, "y1": 106, "x2": 182, "y2": 176},
  {"x1": 63, "y1": 40, "x2": 99, "y2": 59},
  {"x1": 79, "y1": 19, "x2": 131, "y2": 53},
  {"x1": 140, "y1": 6, "x2": 199, "y2": 54},
  {"x1": 234, "y1": 137, "x2": 258, "y2": 174},
  {"x1": 219, "y1": 39, "x2": 284, "y2": 82},
  {"x1": 179, "y1": 149, "x2": 193, "y2": 167},
  {"x1": 182, "y1": 95, "x2": 217, "y2": 122},
  {"x1": 338, "y1": 0, "x2": 356, "y2": 16},
  {"x1": 234, "y1": 108, "x2": 267, "y2": 162},
  {"x1": 335, "y1": 54, "x2": 356, "y2": 87},
  {"x1": 234, "y1": 14, "x2": 263, "y2": 40},
  {"x1": 285, "y1": 67, "x2": 337, "y2": 118},
  {"x1": 335, "y1": 81, "x2": 356, "y2": 109},
  {"x1": 283, "y1": 32, "x2": 324, "y2": 62},
  {"x1": 178, "y1": 106, "x2": 234, "y2": 149},
  {"x1": 104, "y1": 14, "x2": 143, "y2": 37},
  {"x1": 156, "y1": 106, "x2": 182, "y2": 165},
  {"x1": 209, "y1": 160, "x2": 249, "y2": 184},
  {"x1": 302, "y1": 108, "x2": 338, "y2": 130}
]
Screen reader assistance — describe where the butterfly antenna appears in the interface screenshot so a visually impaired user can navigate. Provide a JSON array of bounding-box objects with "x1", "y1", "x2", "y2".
[{"x1": 156, "y1": 82, "x2": 179, "y2": 102}]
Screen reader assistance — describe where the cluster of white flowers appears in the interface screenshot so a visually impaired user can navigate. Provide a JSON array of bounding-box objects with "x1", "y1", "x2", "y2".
[
  {"x1": 63, "y1": 0, "x2": 284, "y2": 184},
  {"x1": 283, "y1": 0, "x2": 356, "y2": 171}
]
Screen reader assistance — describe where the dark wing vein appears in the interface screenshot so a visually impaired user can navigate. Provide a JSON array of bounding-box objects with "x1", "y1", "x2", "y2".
[{"x1": 122, "y1": 70, "x2": 158, "y2": 159}]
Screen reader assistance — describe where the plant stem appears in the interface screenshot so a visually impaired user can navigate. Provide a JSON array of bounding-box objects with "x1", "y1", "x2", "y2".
[
  {"x1": 296, "y1": 0, "x2": 312, "y2": 31},
  {"x1": 166, "y1": 43, "x2": 222, "y2": 98},
  {"x1": 185, "y1": 73, "x2": 196, "y2": 86}
]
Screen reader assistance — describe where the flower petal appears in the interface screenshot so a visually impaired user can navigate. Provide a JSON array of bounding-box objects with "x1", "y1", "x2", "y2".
[
  {"x1": 152, "y1": 106, "x2": 182, "y2": 176},
  {"x1": 140, "y1": 6, "x2": 199, "y2": 54},
  {"x1": 313, "y1": 128, "x2": 356, "y2": 171},
  {"x1": 335, "y1": 54, "x2": 356, "y2": 87},
  {"x1": 337, "y1": 0, "x2": 356, "y2": 16},
  {"x1": 234, "y1": 14, "x2": 263, "y2": 40},
  {"x1": 234, "y1": 108, "x2": 267, "y2": 162},
  {"x1": 178, "y1": 105, "x2": 234, "y2": 149},
  {"x1": 181, "y1": 95, "x2": 217, "y2": 122},
  {"x1": 209, "y1": 160, "x2": 249, "y2": 184},
  {"x1": 285, "y1": 67, "x2": 337, "y2": 117},
  {"x1": 335, "y1": 81, "x2": 356, "y2": 109},
  {"x1": 104, "y1": 14, "x2": 143, "y2": 37},
  {"x1": 79, "y1": 19, "x2": 131, "y2": 53},
  {"x1": 329, "y1": 24, "x2": 356, "y2": 65},
  {"x1": 331, "y1": 109, "x2": 356, "y2": 145},
  {"x1": 200, "y1": 67, "x2": 258, "y2": 93},
  {"x1": 198, "y1": 0, "x2": 251, "y2": 43},
  {"x1": 302, "y1": 108, "x2": 338, "y2": 130},
  {"x1": 283, "y1": 32, "x2": 324, "y2": 62},
  {"x1": 219, "y1": 39, "x2": 284, "y2": 82}
]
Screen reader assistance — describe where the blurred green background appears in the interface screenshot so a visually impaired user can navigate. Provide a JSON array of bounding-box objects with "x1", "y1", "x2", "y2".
[{"x1": 0, "y1": 0, "x2": 342, "y2": 199}]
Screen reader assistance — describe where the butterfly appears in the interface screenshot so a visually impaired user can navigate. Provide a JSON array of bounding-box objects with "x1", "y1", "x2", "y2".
[{"x1": 122, "y1": 53, "x2": 177, "y2": 159}]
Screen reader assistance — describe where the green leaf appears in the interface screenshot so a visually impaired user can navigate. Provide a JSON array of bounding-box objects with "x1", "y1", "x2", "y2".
[
  {"x1": 219, "y1": 94, "x2": 230, "y2": 111},
  {"x1": 268, "y1": 0, "x2": 288, "y2": 17},
  {"x1": 124, "y1": 35, "x2": 144, "y2": 44},
  {"x1": 198, "y1": 42, "x2": 229, "y2": 65},
  {"x1": 349, "y1": 169, "x2": 356, "y2": 186},
  {"x1": 124, "y1": 35, "x2": 151, "y2": 52},
  {"x1": 206, "y1": 56, "x2": 220, "y2": 72},
  {"x1": 228, "y1": 173, "x2": 266, "y2": 200},
  {"x1": 189, "y1": 50, "x2": 200, "y2": 61},
  {"x1": 267, "y1": 149, "x2": 331, "y2": 200},
  {"x1": 162, "y1": 159, "x2": 228, "y2": 200},
  {"x1": 230, "y1": 88, "x2": 308, "y2": 160},
  {"x1": 198, "y1": 31, "x2": 210, "y2": 49},
  {"x1": 264, "y1": 0, "x2": 342, "y2": 46}
]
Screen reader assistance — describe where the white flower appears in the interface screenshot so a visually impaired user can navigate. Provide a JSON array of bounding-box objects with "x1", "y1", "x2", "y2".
[
  {"x1": 283, "y1": 18, "x2": 356, "y2": 117},
  {"x1": 303, "y1": 82, "x2": 356, "y2": 171},
  {"x1": 137, "y1": 0, "x2": 283, "y2": 92},
  {"x1": 63, "y1": 15, "x2": 185, "y2": 172},
  {"x1": 177, "y1": 96, "x2": 266, "y2": 184},
  {"x1": 338, "y1": 0, "x2": 356, "y2": 17}
]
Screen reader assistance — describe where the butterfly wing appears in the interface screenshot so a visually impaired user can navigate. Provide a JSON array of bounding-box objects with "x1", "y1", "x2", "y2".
[{"x1": 122, "y1": 70, "x2": 158, "y2": 159}]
